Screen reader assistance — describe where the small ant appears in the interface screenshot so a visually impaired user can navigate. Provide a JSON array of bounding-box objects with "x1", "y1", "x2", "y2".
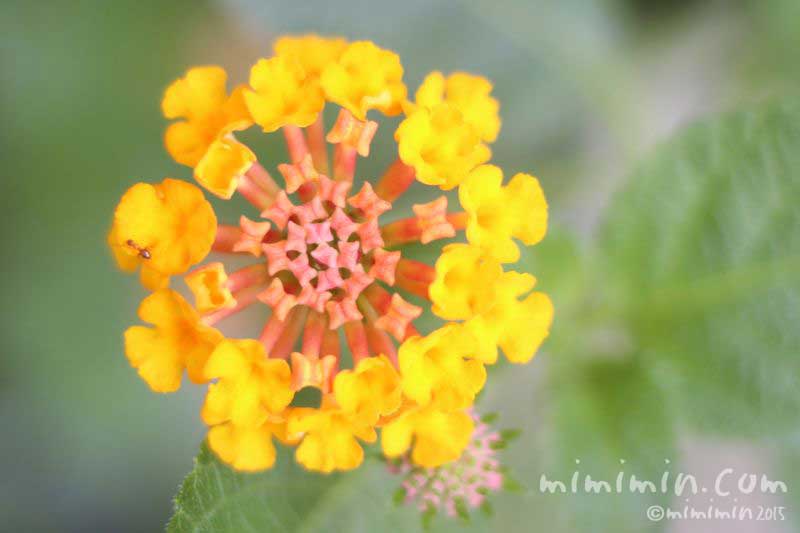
[{"x1": 126, "y1": 239, "x2": 152, "y2": 259}]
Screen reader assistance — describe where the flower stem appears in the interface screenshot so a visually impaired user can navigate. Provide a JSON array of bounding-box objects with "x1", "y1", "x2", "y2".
[
  {"x1": 375, "y1": 159, "x2": 415, "y2": 202},
  {"x1": 283, "y1": 125, "x2": 310, "y2": 164},
  {"x1": 306, "y1": 113, "x2": 330, "y2": 174},
  {"x1": 344, "y1": 319, "x2": 370, "y2": 363}
]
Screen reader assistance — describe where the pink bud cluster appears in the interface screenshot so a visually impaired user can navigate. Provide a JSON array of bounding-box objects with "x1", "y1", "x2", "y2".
[{"x1": 390, "y1": 413, "x2": 504, "y2": 518}]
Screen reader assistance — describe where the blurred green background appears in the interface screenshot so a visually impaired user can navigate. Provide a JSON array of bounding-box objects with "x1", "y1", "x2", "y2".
[{"x1": 2, "y1": 0, "x2": 799, "y2": 531}]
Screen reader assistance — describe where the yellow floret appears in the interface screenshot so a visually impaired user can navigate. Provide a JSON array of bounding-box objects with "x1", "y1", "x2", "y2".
[
  {"x1": 428, "y1": 243, "x2": 504, "y2": 320},
  {"x1": 333, "y1": 354, "x2": 402, "y2": 424},
  {"x1": 414, "y1": 71, "x2": 500, "y2": 142},
  {"x1": 244, "y1": 55, "x2": 325, "y2": 132},
  {"x1": 108, "y1": 178, "x2": 216, "y2": 290},
  {"x1": 202, "y1": 339, "x2": 294, "y2": 427},
  {"x1": 459, "y1": 164, "x2": 548, "y2": 262},
  {"x1": 321, "y1": 41, "x2": 406, "y2": 119},
  {"x1": 381, "y1": 403, "x2": 474, "y2": 468},
  {"x1": 124, "y1": 289, "x2": 223, "y2": 392},
  {"x1": 398, "y1": 325, "x2": 486, "y2": 410},
  {"x1": 162, "y1": 66, "x2": 252, "y2": 167},
  {"x1": 274, "y1": 34, "x2": 348, "y2": 78},
  {"x1": 288, "y1": 405, "x2": 377, "y2": 473},
  {"x1": 207, "y1": 420, "x2": 294, "y2": 472},
  {"x1": 395, "y1": 104, "x2": 490, "y2": 190}
]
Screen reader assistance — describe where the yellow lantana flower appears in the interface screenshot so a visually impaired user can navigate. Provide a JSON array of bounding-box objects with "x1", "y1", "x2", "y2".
[
  {"x1": 398, "y1": 325, "x2": 486, "y2": 410},
  {"x1": 333, "y1": 354, "x2": 402, "y2": 424},
  {"x1": 162, "y1": 66, "x2": 254, "y2": 198},
  {"x1": 381, "y1": 403, "x2": 474, "y2": 468},
  {"x1": 430, "y1": 243, "x2": 553, "y2": 364},
  {"x1": 244, "y1": 55, "x2": 325, "y2": 133},
  {"x1": 459, "y1": 164, "x2": 548, "y2": 262},
  {"x1": 413, "y1": 71, "x2": 501, "y2": 143},
  {"x1": 396, "y1": 104, "x2": 491, "y2": 190},
  {"x1": 124, "y1": 289, "x2": 223, "y2": 393},
  {"x1": 108, "y1": 178, "x2": 216, "y2": 290},
  {"x1": 288, "y1": 404, "x2": 377, "y2": 473},
  {"x1": 201, "y1": 339, "x2": 294, "y2": 471},
  {"x1": 207, "y1": 419, "x2": 295, "y2": 472},
  {"x1": 274, "y1": 34, "x2": 348, "y2": 78},
  {"x1": 112, "y1": 35, "x2": 554, "y2": 478},
  {"x1": 201, "y1": 339, "x2": 294, "y2": 428},
  {"x1": 321, "y1": 41, "x2": 406, "y2": 120},
  {"x1": 288, "y1": 355, "x2": 401, "y2": 473},
  {"x1": 459, "y1": 269, "x2": 553, "y2": 364},
  {"x1": 428, "y1": 243, "x2": 503, "y2": 319}
]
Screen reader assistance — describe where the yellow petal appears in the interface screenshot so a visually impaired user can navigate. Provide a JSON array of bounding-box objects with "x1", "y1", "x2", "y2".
[
  {"x1": 208, "y1": 422, "x2": 278, "y2": 472},
  {"x1": 395, "y1": 104, "x2": 490, "y2": 190},
  {"x1": 459, "y1": 165, "x2": 548, "y2": 262},
  {"x1": 429, "y1": 243, "x2": 503, "y2": 320},
  {"x1": 125, "y1": 290, "x2": 223, "y2": 392},
  {"x1": 274, "y1": 34, "x2": 348, "y2": 78},
  {"x1": 414, "y1": 71, "x2": 445, "y2": 109},
  {"x1": 498, "y1": 291, "x2": 554, "y2": 363},
  {"x1": 164, "y1": 121, "x2": 213, "y2": 168},
  {"x1": 444, "y1": 72, "x2": 500, "y2": 143},
  {"x1": 506, "y1": 172, "x2": 548, "y2": 246},
  {"x1": 321, "y1": 41, "x2": 406, "y2": 120},
  {"x1": 409, "y1": 407, "x2": 474, "y2": 468},
  {"x1": 333, "y1": 354, "x2": 401, "y2": 423},
  {"x1": 203, "y1": 340, "x2": 293, "y2": 426},
  {"x1": 381, "y1": 405, "x2": 474, "y2": 467},
  {"x1": 398, "y1": 325, "x2": 486, "y2": 410},
  {"x1": 109, "y1": 179, "x2": 216, "y2": 288},
  {"x1": 194, "y1": 137, "x2": 256, "y2": 199},
  {"x1": 380, "y1": 411, "x2": 414, "y2": 458},
  {"x1": 289, "y1": 407, "x2": 370, "y2": 473},
  {"x1": 184, "y1": 262, "x2": 236, "y2": 313},
  {"x1": 162, "y1": 66, "x2": 253, "y2": 170},
  {"x1": 245, "y1": 56, "x2": 324, "y2": 132},
  {"x1": 162, "y1": 66, "x2": 228, "y2": 120},
  {"x1": 124, "y1": 325, "x2": 183, "y2": 393}
]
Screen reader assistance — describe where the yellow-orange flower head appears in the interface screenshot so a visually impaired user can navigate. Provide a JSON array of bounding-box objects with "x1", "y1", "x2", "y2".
[{"x1": 108, "y1": 34, "x2": 552, "y2": 476}]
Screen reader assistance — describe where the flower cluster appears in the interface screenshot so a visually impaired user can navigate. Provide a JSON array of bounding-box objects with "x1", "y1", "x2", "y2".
[{"x1": 109, "y1": 35, "x2": 553, "y2": 475}]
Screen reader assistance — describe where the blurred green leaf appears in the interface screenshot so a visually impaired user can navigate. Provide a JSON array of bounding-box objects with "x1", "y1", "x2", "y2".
[
  {"x1": 548, "y1": 357, "x2": 674, "y2": 533},
  {"x1": 598, "y1": 100, "x2": 800, "y2": 435}
]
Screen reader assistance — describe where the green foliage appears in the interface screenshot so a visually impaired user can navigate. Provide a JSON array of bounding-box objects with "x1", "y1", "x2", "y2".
[
  {"x1": 548, "y1": 357, "x2": 674, "y2": 532},
  {"x1": 599, "y1": 100, "x2": 800, "y2": 435},
  {"x1": 168, "y1": 444, "x2": 335, "y2": 532}
]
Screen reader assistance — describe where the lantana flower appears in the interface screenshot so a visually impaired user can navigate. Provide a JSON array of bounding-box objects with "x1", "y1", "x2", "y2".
[{"x1": 108, "y1": 35, "x2": 553, "y2": 486}]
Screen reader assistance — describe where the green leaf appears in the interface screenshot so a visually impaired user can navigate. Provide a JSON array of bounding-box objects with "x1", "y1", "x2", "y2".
[
  {"x1": 168, "y1": 443, "x2": 498, "y2": 533},
  {"x1": 167, "y1": 444, "x2": 336, "y2": 532},
  {"x1": 454, "y1": 497, "x2": 470, "y2": 522},
  {"x1": 480, "y1": 412, "x2": 499, "y2": 425},
  {"x1": 598, "y1": 100, "x2": 800, "y2": 435},
  {"x1": 547, "y1": 356, "x2": 674, "y2": 533},
  {"x1": 480, "y1": 500, "x2": 494, "y2": 517},
  {"x1": 499, "y1": 429, "x2": 522, "y2": 442},
  {"x1": 501, "y1": 473, "x2": 524, "y2": 493},
  {"x1": 392, "y1": 486, "x2": 406, "y2": 507},
  {"x1": 489, "y1": 440, "x2": 507, "y2": 451}
]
